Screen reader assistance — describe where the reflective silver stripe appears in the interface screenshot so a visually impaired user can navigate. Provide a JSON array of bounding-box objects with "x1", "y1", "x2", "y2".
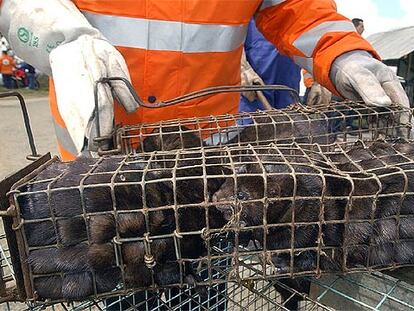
[
  {"x1": 294, "y1": 21, "x2": 356, "y2": 57},
  {"x1": 293, "y1": 56, "x2": 314, "y2": 75},
  {"x1": 82, "y1": 11, "x2": 248, "y2": 53},
  {"x1": 53, "y1": 120, "x2": 79, "y2": 155},
  {"x1": 260, "y1": 0, "x2": 285, "y2": 11}
]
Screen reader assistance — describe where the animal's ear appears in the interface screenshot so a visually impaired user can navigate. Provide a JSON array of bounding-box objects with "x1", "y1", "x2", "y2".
[
  {"x1": 147, "y1": 168, "x2": 171, "y2": 180},
  {"x1": 354, "y1": 140, "x2": 365, "y2": 148}
]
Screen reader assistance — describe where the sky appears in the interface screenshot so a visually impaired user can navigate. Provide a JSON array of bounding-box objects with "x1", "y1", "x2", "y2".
[{"x1": 335, "y1": 0, "x2": 414, "y2": 37}]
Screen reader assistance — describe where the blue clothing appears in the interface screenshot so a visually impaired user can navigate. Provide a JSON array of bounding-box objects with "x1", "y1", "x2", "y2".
[
  {"x1": 20, "y1": 62, "x2": 35, "y2": 74},
  {"x1": 26, "y1": 72, "x2": 37, "y2": 89},
  {"x1": 240, "y1": 20, "x2": 301, "y2": 112},
  {"x1": 17, "y1": 62, "x2": 37, "y2": 89},
  {"x1": 1, "y1": 74, "x2": 14, "y2": 89}
]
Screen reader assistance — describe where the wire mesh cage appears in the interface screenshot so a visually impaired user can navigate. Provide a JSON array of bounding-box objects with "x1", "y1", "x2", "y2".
[
  {"x1": 310, "y1": 271, "x2": 414, "y2": 311},
  {"x1": 109, "y1": 102, "x2": 413, "y2": 155},
  {"x1": 1, "y1": 98, "x2": 414, "y2": 310},
  {"x1": 1, "y1": 138, "x2": 414, "y2": 307}
]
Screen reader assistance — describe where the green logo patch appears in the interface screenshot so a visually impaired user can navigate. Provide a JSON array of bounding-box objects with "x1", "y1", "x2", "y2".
[
  {"x1": 17, "y1": 27, "x2": 30, "y2": 43},
  {"x1": 17, "y1": 27, "x2": 39, "y2": 48}
]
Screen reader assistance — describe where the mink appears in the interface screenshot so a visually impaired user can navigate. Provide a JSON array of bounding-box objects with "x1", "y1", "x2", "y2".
[
  {"x1": 211, "y1": 158, "x2": 321, "y2": 309},
  {"x1": 15, "y1": 128, "x2": 264, "y2": 302}
]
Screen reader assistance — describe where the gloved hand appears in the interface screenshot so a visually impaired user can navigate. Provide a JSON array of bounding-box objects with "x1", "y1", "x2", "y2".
[
  {"x1": 0, "y1": 0, "x2": 137, "y2": 154},
  {"x1": 240, "y1": 50, "x2": 265, "y2": 102},
  {"x1": 330, "y1": 50, "x2": 409, "y2": 108},
  {"x1": 306, "y1": 82, "x2": 332, "y2": 107},
  {"x1": 331, "y1": 50, "x2": 412, "y2": 137},
  {"x1": 50, "y1": 35, "x2": 137, "y2": 153},
  {"x1": 0, "y1": 0, "x2": 100, "y2": 75}
]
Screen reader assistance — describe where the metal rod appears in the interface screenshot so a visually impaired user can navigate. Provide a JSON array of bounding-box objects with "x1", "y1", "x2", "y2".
[
  {"x1": 0, "y1": 92, "x2": 40, "y2": 160},
  {"x1": 252, "y1": 80, "x2": 275, "y2": 111},
  {"x1": 93, "y1": 77, "x2": 301, "y2": 141},
  {"x1": 256, "y1": 90, "x2": 273, "y2": 111}
]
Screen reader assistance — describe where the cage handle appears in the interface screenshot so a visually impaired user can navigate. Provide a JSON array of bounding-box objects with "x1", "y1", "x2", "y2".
[
  {"x1": 93, "y1": 77, "x2": 300, "y2": 149},
  {"x1": 94, "y1": 77, "x2": 300, "y2": 155},
  {"x1": 0, "y1": 92, "x2": 40, "y2": 161}
]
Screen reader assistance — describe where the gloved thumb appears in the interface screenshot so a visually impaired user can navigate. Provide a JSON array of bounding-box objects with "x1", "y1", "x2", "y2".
[
  {"x1": 306, "y1": 84, "x2": 322, "y2": 106},
  {"x1": 98, "y1": 40, "x2": 137, "y2": 113}
]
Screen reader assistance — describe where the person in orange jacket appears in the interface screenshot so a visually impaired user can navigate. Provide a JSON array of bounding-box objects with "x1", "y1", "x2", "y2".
[
  {"x1": 0, "y1": 49, "x2": 16, "y2": 89},
  {"x1": 0, "y1": 0, "x2": 410, "y2": 161}
]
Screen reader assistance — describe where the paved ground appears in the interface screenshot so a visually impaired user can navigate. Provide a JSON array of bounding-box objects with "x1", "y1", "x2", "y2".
[{"x1": 0, "y1": 96, "x2": 58, "y2": 180}]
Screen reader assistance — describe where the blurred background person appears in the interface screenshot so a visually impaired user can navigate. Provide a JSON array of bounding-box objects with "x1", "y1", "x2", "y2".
[
  {"x1": 352, "y1": 18, "x2": 365, "y2": 35},
  {"x1": 0, "y1": 49, "x2": 16, "y2": 89},
  {"x1": 20, "y1": 61, "x2": 37, "y2": 89}
]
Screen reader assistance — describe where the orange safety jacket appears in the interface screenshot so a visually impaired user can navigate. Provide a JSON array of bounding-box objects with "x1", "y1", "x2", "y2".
[
  {"x1": 45, "y1": 0, "x2": 378, "y2": 160},
  {"x1": 0, "y1": 54, "x2": 15, "y2": 75}
]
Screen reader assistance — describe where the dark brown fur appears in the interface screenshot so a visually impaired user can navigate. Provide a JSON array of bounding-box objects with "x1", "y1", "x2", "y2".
[
  {"x1": 212, "y1": 142, "x2": 414, "y2": 309},
  {"x1": 89, "y1": 214, "x2": 116, "y2": 243},
  {"x1": 88, "y1": 243, "x2": 116, "y2": 270},
  {"x1": 140, "y1": 125, "x2": 204, "y2": 152},
  {"x1": 227, "y1": 113, "x2": 336, "y2": 146}
]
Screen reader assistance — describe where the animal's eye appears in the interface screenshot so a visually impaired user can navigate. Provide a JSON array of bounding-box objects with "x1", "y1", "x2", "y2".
[{"x1": 237, "y1": 192, "x2": 248, "y2": 200}]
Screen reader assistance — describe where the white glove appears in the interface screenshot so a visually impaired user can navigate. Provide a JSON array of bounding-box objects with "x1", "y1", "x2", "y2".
[
  {"x1": 241, "y1": 50, "x2": 265, "y2": 102},
  {"x1": 330, "y1": 50, "x2": 410, "y2": 108},
  {"x1": 50, "y1": 35, "x2": 137, "y2": 153},
  {"x1": 306, "y1": 82, "x2": 332, "y2": 107},
  {"x1": 0, "y1": 0, "x2": 100, "y2": 75},
  {"x1": 0, "y1": 0, "x2": 137, "y2": 154},
  {"x1": 331, "y1": 50, "x2": 412, "y2": 137}
]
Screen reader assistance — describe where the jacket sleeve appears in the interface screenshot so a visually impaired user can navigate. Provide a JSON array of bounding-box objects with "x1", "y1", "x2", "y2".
[{"x1": 256, "y1": 0, "x2": 379, "y2": 95}]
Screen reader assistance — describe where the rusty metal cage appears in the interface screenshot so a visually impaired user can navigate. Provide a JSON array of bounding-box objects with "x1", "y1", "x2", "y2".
[
  {"x1": 2, "y1": 89, "x2": 414, "y2": 310},
  {"x1": 0, "y1": 228, "x2": 335, "y2": 310},
  {"x1": 1, "y1": 139, "x2": 414, "y2": 306}
]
